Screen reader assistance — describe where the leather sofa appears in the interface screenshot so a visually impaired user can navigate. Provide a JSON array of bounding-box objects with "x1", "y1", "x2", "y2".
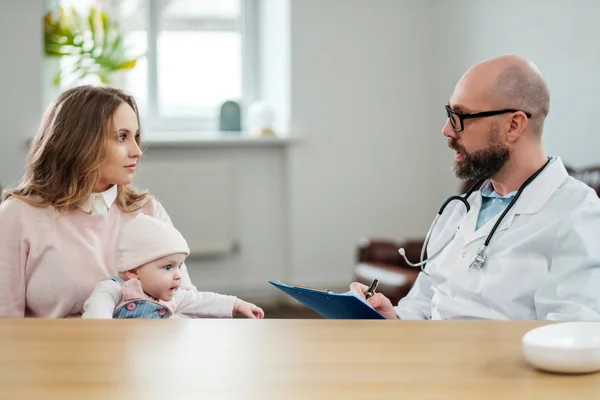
[{"x1": 353, "y1": 164, "x2": 600, "y2": 306}]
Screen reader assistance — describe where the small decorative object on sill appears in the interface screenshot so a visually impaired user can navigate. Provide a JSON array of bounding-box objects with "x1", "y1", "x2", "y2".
[
  {"x1": 219, "y1": 100, "x2": 242, "y2": 132},
  {"x1": 248, "y1": 101, "x2": 276, "y2": 137},
  {"x1": 43, "y1": 5, "x2": 144, "y2": 87}
]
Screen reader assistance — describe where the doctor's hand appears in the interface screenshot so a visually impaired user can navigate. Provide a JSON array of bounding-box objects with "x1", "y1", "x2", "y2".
[{"x1": 349, "y1": 282, "x2": 399, "y2": 320}]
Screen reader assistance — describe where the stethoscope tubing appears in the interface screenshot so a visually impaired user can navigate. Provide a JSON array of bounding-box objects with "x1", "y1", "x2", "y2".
[{"x1": 399, "y1": 158, "x2": 551, "y2": 274}]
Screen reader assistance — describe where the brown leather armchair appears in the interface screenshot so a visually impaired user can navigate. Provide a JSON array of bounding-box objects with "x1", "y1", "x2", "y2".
[{"x1": 354, "y1": 164, "x2": 600, "y2": 305}]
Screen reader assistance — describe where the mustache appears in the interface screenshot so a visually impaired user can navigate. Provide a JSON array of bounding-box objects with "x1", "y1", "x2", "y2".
[{"x1": 448, "y1": 139, "x2": 465, "y2": 153}]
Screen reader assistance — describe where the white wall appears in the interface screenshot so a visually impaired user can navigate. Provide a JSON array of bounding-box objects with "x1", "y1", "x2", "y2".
[
  {"x1": 287, "y1": 0, "x2": 440, "y2": 287},
  {"x1": 0, "y1": 1, "x2": 44, "y2": 189}
]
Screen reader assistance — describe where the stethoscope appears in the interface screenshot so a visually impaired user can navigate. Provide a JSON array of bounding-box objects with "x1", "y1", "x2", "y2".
[{"x1": 399, "y1": 158, "x2": 551, "y2": 275}]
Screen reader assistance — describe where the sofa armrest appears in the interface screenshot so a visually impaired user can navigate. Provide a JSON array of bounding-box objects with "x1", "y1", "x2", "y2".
[{"x1": 357, "y1": 238, "x2": 425, "y2": 268}]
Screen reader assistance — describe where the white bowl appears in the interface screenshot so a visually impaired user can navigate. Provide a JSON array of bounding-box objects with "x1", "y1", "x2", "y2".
[{"x1": 522, "y1": 322, "x2": 600, "y2": 374}]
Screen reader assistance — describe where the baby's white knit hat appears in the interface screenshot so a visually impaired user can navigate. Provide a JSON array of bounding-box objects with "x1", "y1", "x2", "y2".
[{"x1": 116, "y1": 213, "x2": 190, "y2": 272}]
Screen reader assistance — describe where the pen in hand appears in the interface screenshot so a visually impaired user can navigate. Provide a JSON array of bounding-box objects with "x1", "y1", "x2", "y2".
[{"x1": 365, "y1": 279, "x2": 379, "y2": 300}]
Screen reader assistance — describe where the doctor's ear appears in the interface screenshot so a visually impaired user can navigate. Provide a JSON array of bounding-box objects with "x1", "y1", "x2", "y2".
[{"x1": 506, "y1": 111, "x2": 529, "y2": 143}]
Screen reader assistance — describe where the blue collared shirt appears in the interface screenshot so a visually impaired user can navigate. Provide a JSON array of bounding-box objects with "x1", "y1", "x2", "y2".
[{"x1": 476, "y1": 181, "x2": 517, "y2": 230}]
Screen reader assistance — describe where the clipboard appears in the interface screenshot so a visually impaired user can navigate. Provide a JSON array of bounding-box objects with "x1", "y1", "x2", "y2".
[{"x1": 268, "y1": 280, "x2": 386, "y2": 319}]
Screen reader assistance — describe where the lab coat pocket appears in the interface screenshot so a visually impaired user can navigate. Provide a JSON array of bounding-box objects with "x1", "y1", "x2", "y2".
[{"x1": 482, "y1": 257, "x2": 549, "y2": 307}]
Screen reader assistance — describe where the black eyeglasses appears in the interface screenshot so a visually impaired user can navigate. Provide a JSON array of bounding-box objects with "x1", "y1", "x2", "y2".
[{"x1": 445, "y1": 105, "x2": 532, "y2": 132}]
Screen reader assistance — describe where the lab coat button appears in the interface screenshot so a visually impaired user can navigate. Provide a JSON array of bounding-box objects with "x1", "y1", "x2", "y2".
[
  {"x1": 462, "y1": 252, "x2": 467, "y2": 258},
  {"x1": 451, "y1": 292, "x2": 456, "y2": 298}
]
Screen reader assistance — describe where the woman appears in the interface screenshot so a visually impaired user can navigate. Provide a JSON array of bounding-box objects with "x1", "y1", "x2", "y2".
[{"x1": 0, "y1": 85, "x2": 196, "y2": 317}]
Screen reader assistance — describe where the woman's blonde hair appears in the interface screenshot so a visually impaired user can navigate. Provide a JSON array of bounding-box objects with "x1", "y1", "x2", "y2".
[{"x1": 3, "y1": 85, "x2": 148, "y2": 212}]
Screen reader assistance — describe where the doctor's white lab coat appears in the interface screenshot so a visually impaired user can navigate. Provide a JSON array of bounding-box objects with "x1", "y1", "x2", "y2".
[{"x1": 395, "y1": 158, "x2": 600, "y2": 321}]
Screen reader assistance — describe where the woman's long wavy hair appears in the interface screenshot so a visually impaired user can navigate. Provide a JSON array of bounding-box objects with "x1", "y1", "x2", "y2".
[{"x1": 3, "y1": 85, "x2": 148, "y2": 212}]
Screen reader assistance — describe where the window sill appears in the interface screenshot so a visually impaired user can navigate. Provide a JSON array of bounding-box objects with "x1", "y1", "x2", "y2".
[{"x1": 142, "y1": 131, "x2": 298, "y2": 148}]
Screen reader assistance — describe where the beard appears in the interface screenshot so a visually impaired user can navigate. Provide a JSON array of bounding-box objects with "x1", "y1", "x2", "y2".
[{"x1": 449, "y1": 125, "x2": 510, "y2": 181}]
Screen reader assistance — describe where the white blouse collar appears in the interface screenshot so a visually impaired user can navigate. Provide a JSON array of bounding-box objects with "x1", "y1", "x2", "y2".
[{"x1": 79, "y1": 185, "x2": 118, "y2": 216}]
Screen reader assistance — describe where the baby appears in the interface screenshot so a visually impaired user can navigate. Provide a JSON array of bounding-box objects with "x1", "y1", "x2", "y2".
[{"x1": 82, "y1": 213, "x2": 264, "y2": 319}]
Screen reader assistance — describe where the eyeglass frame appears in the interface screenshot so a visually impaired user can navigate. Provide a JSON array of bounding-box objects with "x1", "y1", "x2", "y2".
[{"x1": 444, "y1": 105, "x2": 532, "y2": 133}]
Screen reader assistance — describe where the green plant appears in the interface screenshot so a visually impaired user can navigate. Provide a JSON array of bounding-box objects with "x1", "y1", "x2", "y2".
[{"x1": 43, "y1": 5, "x2": 144, "y2": 86}]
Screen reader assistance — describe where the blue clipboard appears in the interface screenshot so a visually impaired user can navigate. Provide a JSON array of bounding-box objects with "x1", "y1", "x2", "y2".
[{"x1": 268, "y1": 280, "x2": 386, "y2": 319}]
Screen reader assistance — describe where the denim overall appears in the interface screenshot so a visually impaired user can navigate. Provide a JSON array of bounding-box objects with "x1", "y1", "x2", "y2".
[{"x1": 110, "y1": 277, "x2": 171, "y2": 319}]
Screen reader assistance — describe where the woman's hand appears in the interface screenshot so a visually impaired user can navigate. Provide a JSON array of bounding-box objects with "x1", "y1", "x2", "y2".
[
  {"x1": 349, "y1": 282, "x2": 399, "y2": 320},
  {"x1": 233, "y1": 299, "x2": 265, "y2": 319}
]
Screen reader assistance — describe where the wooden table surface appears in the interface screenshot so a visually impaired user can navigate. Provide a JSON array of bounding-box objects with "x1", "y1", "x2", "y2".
[{"x1": 0, "y1": 319, "x2": 598, "y2": 399}]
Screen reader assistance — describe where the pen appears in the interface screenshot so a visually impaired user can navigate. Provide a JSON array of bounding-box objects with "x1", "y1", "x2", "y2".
[{"x1": 365, "y1": 279, "x2": 379, "y2": 299}]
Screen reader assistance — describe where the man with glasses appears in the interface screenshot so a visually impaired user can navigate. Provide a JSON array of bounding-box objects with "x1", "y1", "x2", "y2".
[{"x1": 351, "y1": 55, "x2": 600, "y2": 321}]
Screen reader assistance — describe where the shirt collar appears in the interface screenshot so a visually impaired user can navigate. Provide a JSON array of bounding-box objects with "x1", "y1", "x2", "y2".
[
  {"x1": 479, "y1": 180, "x2": 517, "y2": 199},
  {"x1": 79, "y1": 185, "x2": 118, "y2": 216},
  {"x1": 479, "y1": 157, "x2": 557, "y2": 200}
]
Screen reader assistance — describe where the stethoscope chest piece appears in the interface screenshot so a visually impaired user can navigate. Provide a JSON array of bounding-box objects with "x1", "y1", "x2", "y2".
[{"x1": 469, "y1": 245, "x2": 488, "y2": 269}]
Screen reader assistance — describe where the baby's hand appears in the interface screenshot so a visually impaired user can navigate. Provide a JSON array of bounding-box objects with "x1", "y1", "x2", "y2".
[{"x1": 233, "y1": 299, "x2": 265, "y2": 319}]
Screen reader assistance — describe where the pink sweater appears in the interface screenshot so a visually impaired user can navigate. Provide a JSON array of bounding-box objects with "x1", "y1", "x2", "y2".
[{"x1": 0, "y1": 196, "x2": 195, "y2": 318}]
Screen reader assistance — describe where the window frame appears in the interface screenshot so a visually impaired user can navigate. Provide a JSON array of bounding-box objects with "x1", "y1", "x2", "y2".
[
  {"x1": 53, "y1": 0, "x2": 259, "y2": 134},
  {"x1": 144, "y1": 0, "x2": 258, "y2": 133}
]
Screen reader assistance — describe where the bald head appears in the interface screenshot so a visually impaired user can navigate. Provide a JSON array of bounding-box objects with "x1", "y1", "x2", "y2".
[{"x1": 459, "y1": 55, "x2": 550, "y2": 135}]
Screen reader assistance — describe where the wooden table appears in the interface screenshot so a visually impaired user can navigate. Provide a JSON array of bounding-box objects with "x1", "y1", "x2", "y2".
[{"x1": 0, "y1": 319, "x2": 598, "y2": 399}]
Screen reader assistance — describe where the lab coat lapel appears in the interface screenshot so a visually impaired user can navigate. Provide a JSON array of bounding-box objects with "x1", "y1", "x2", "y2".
[
  {"x1": 512, "y1": 158, "x2": 569, "y2": 215},
  {"x1": 458, "y1": 193, "x2": 483, "y2": 244}
]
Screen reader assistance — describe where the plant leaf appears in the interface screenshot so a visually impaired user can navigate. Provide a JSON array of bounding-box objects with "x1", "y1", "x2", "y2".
[
  {"x1": 87, "y1": 7, "x2": 99, "y2": 54},
  {"x1": 115, "y1": 59, "x2": 137, "y2": 70},
  {"x1": 45, "y1": 4, "x2": 142, "y2": 86},
  {"x1": 53, "y1": 70, "x2": 62, "y2": 86},
  {"x1": 101, "y1": 11, "x2": 110, "y2": 56}
]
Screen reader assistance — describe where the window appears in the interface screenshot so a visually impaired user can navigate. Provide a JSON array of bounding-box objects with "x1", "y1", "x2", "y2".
[{"x1": 56, "y1": 0, "x2": 257, "y2": 132}]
